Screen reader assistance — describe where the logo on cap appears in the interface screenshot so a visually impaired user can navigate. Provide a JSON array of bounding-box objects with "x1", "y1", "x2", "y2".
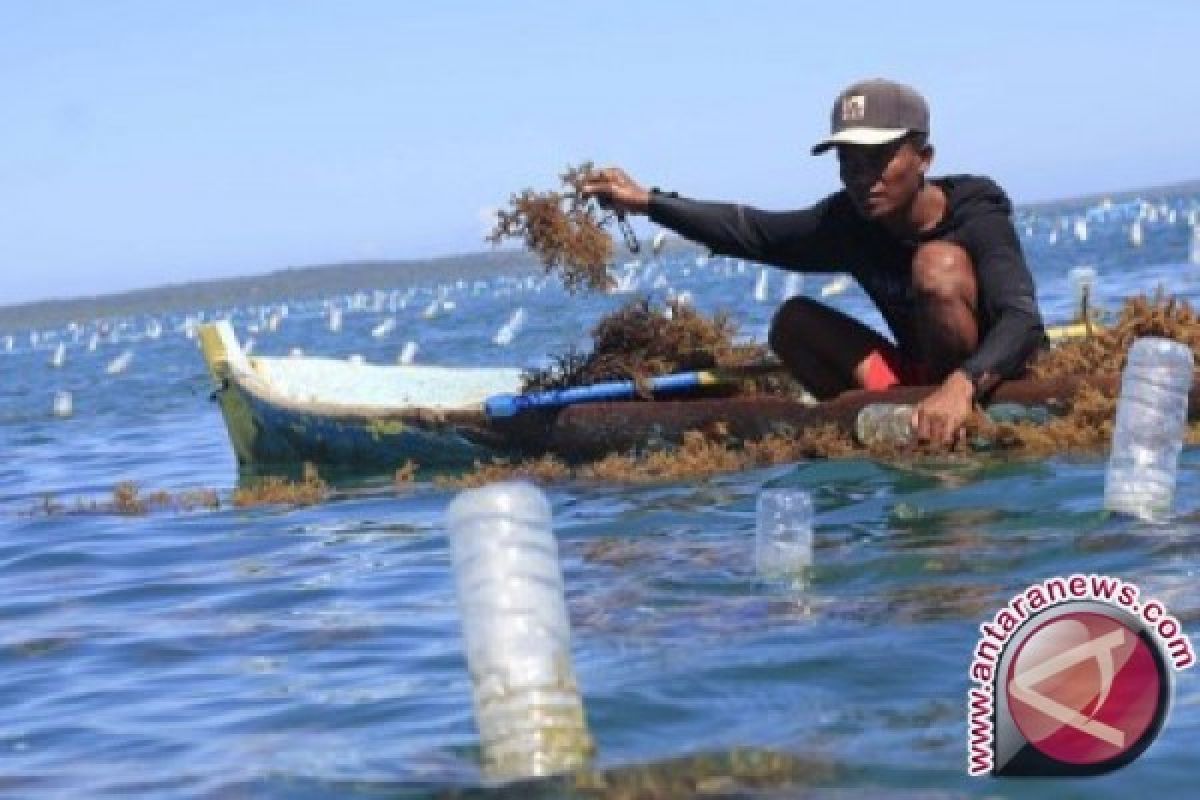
[{"x1": 841, "y1": 95, "x2": 866, "y2": 123}]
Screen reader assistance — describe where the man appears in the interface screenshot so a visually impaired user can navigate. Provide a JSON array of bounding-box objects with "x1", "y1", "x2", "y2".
[{"x1": 583, "y1": 78, "x2": 1045, "y2": 447}]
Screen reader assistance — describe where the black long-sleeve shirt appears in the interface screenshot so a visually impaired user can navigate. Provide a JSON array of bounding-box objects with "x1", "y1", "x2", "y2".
[{"x1": 648, "y1": 174, "x2": 1046, "y2": 382}]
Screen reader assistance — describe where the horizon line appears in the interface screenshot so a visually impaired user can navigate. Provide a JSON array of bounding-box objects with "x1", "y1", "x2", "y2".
[{"x1": 3, "y1": 174, "x2": 1198, "y2": 315}]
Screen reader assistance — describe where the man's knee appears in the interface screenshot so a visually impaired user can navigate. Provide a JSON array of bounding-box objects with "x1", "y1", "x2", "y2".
[
  {"x1": 912, "y1": 241, "x2": 976, "y2": 302},
  {"x1": 768, "y1": 295, "x2": 820, "y2": 350}
]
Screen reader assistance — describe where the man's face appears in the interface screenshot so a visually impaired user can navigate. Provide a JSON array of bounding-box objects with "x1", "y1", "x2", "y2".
[{"x1": 836, "y1": 137, "x2": 927, "y2": 219}]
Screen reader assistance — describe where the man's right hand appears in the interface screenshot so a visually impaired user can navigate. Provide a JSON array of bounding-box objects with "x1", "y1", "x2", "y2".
[{"x1": 581, "y1": 167, "x2": 652, "y2": 215}]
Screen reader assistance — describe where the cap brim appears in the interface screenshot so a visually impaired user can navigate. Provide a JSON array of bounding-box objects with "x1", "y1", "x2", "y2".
[{"x1": 811, "y1": 127, "x2": 910, "y2": 155}]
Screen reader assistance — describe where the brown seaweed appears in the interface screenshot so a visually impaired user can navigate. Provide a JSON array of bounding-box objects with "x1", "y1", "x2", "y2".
[
  {"x1": 521, "y1": 296, "x2": 796, "y2": 397},
  {"x1": 24, "y1": 483, "x2": 221, "y2": 516},
  {"x1": 487, "y1": 162, "x2": 618, "y2": 293},
  {"x1": 981, "y1": 292, "x2": 1200, "y2": 456},
  {"x1": 1033, "y1": 291, "x2": 1200, "y2": 379},
  {"x1": 232, "y1": 463, "x2": 328, "y2": 507}
]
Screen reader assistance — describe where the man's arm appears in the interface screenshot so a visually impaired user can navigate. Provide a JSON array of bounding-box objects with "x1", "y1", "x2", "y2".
[
  {"x1": 581, "y1": 167, "x2": 845, "y2": 271},
  {"x1": 911, "y1": 211, "x2": 1044, "y2": 445},
  {"x1": 955, "y1": 212, "x2": 1046, "y2": 390},
  {"x1": 647, "y1": 191, "x2": 844, "y2": 270}
]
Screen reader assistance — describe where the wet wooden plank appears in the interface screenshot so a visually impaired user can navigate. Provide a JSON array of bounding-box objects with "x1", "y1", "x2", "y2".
[{"x1": 535, "y1": 373, "x2": 1200, "y2": 460}]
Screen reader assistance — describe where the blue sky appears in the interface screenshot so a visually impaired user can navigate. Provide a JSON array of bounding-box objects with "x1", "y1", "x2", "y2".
[{"x1": 2, "y1": 1, "x2": 1198, "y2": 304}]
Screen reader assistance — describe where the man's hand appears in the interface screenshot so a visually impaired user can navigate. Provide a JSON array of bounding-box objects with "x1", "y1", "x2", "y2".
[
  {"x1": 581, "y1": 167, "x2": 651, "y2": 215},
  {"x1": 911, "y1": 370, "x2": 975, "y2": 447}
]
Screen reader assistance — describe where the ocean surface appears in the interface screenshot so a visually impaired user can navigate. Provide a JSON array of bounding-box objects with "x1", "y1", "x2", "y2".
[{"x1": 2, "y1": 189, "x2": 1200, "y2": 798}]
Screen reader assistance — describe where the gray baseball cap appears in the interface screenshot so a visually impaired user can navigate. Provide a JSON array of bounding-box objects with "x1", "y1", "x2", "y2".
[{"x1": 811, "y1": 79, "x2": 929, "y2": 155}]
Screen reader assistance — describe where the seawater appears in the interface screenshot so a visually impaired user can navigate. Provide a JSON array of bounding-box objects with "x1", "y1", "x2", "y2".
[{"x1": 2, "y1": 189, "x2": 1200, "y2": 798}]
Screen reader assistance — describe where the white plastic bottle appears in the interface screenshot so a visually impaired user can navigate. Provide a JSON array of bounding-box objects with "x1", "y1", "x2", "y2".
[
  {"x1": 755, "y1": 489, "x2": 813, "y2": 579},
  {"x1": 1104, "y1": 337, "x2": 1195, "y2": 522},
  {"x1": 445, "y1": 482, "x2": 593, "y2": 780},
  {"x1": 52, "y1": 391, "x2": 73, "y2": 418},
  {"x1": 854, "y1": 403, "x2": 915, "y2": 448}
]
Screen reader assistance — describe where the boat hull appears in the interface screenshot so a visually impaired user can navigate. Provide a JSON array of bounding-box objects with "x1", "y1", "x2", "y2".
[
  {"x1": 528, "y1": 376, "x2": 1200, "y2": 461},
  {"x1": 199, "y1": 323, "x2": 1200, "y2": 473},
  {"x1": 199, "y1": 322, "x2": 508, "y2": 471},
  {"x1": 221, "y1": 377, "x2": 505, "y2": 470}
]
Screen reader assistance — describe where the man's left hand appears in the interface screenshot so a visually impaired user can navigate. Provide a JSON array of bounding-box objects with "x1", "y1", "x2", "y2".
[{"x1": 911, "y1": 370, "x2": 975, "y2": 447}]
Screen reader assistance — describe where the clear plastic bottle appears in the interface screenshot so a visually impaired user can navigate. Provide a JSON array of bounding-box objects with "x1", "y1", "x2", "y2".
[
  {"x1": 1104, "y1": 337, "x2": 1195, "y2": 522},
  {"x1": 755, "y1": 489, "x2": 813, "y2": 579},
  {"x1": 854, "y1": 403, "x2": 915, "y2": 448},
  {"x1": 445, "y1": 482, "x2": 593, "y2": 780},
  {"x1": 52, "y1": 390, "x2": 73, "y2": 418}
]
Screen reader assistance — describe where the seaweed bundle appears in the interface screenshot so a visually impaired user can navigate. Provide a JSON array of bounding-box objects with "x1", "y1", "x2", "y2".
[
  {"x1": 519, "y1": 296, "x2": 804, "y2": 398},
  {"x1": 1032, "y1": 291, "x2": 1200, "y2": 379},
  {"x1": 979, "y1": 292, "x2": 1200, "y2": 456},
  {"x1": 487, "y1": 162, "x2": 620, "y2": 293}
]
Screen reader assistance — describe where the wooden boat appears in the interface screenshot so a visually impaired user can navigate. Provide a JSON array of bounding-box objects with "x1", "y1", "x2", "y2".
[
  {"x1": 198, "y1": 321, "x2": 521, "y2": 470},
  {"x1": 199, "y1": 321, "x2": 1199, "y2": 473}
]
